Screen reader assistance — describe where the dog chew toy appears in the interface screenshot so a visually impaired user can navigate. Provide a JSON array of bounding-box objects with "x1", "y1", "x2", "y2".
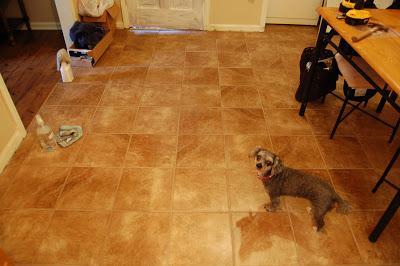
[
  {"x1": 56, "y1": 125, "x2": 83, "y2": 148},
  {"x1": 56, "y1": 48, "x2": 74, "y2": 82}
]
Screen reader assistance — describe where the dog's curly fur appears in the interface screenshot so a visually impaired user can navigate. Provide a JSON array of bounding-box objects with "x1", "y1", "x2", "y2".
[{"x1": 250, "y1": 147, "x2": 350, "y2": 231}]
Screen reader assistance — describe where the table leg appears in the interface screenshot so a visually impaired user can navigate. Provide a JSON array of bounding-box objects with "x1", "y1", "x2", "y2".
[
  {"x1": 299, "y1": 19, "x2": 328, "y2": 116},
  {"x1": 369, "y1": 191, "x2": 400, "y2": 242}
]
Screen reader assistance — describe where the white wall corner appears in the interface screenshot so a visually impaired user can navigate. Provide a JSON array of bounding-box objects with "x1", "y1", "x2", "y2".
[
  {"x1": 205, "y1": 24, "x2": 265, "y2": 32},
  {"x1": 54, "y1": 0, "x2": 79, "y2": 48}
]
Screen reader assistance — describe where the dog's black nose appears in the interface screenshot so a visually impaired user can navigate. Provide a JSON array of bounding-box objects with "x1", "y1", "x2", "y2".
[{"x1": 256, "y1": 163, "x2": 262, "y2": 169}]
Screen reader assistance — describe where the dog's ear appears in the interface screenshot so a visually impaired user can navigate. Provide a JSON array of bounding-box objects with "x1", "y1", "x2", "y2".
[
  {"x1": 249, "y1": 146, "x2": 262, "y2": 158},
  {"x1": 271, "y1": 156, "x2": 283, "y2": 176}
]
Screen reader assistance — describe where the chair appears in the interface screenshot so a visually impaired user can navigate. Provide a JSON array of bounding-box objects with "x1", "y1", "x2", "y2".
[{"x1": 330, "y1": 53, "x2": 399, "y2": 143}]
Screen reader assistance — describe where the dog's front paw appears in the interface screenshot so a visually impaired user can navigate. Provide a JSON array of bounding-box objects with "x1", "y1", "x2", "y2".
[{"x1": 264, "y1": 203, "x2": 277, "y2": 212}]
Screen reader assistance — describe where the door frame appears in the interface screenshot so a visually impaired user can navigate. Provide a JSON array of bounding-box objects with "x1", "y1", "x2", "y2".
[{"x1": 0, "y1": 74, "x2": 26, "y2": 173}]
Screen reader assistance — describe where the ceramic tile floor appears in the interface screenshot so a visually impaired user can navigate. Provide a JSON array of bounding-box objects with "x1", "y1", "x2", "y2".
[{"x1": 1, "y1": 25, "x2": 399, "y2": 265}]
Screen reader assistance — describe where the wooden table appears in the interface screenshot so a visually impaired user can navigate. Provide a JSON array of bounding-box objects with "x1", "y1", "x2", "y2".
[{"x1": 299, "y1": 7, "x2": 400, "y2": 242}]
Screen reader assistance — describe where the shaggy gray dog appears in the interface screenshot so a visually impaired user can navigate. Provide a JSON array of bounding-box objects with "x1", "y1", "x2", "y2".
[{"x1": 250, "y1": 147, "x2": 350, "y2": 231}]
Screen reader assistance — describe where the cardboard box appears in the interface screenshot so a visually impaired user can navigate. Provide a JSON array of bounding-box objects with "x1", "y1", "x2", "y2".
[{"x1": 68, "y1": 4, "x2": 120, "y2": 67}]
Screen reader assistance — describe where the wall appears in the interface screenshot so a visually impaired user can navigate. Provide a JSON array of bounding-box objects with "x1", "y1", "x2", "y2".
[
  {"x1": 207, "y1": 0, "x2": 266, "y2": 31},
  {"x1": 5, "y1": 0, "x2": 61, "y2": 29},
  {"x1": 0, "y1": 98, "x2": 16, "y2": 154}
]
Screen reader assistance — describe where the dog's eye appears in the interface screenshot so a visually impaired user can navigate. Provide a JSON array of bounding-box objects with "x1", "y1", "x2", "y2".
[
  {"x1": 256, "y1": 155, "x2": 261, "y2": 160},
  {"x1": 266, "y1": 161, "x2": 272, "y2": 166}
]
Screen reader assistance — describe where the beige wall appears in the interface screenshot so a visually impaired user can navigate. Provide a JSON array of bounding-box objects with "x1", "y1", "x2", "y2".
[
  {"x1": 5, "y1": 0, "x2": 59, "y2": 23},
  {"x1": 0, "y1": 97, "x2": 17, "y2": 153},
  {"x1": 209, "y1": 0, "x2": 264, "y2": 25}
]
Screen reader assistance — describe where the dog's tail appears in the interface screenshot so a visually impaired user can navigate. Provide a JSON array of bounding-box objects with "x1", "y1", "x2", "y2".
[{"x1": 335, "y1": 194, "x2": 351, "y2": 214}]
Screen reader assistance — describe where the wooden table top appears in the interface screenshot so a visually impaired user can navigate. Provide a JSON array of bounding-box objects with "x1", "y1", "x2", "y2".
[{"x1": 318, "y1": 7, "x2": 400, "y2": 95}]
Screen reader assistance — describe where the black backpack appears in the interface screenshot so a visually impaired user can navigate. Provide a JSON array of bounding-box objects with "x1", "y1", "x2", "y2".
[{"x1": 295, "y1": 47, "x2": 339, "y2": 102}]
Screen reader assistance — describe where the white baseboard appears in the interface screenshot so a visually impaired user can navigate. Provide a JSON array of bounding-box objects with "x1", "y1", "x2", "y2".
[
  {"x1": 0, "y1": 130, "x2": 26, "y2": 173},
  {"x1": 266, "y1": 17, "x2": 318, "y2": 26},
  {"x1": 205, "y1": 24, "x2": 265, "y2": 32},
  {"x1": 19, "y1": 21, "x2": 61, "y2": 30}
]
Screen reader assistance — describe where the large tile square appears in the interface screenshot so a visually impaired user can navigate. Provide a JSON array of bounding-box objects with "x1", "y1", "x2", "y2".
[
  {"x1": 173, "y1": 168, "x2": 228, "y2": 211},
  {"x1": 151, "y1": 50, "x2": 185, "y2": 67},
  {"x1": 306, "y1": 109, "x2": 355, "y2": 136},
  {"x1": 358, "y1": 136, "x2": 400, "y2": 169},
  {"x1": 227, "y1": 168, "x2": 271, "y2": 211},
  {"x1": 133, "y1": 107, "x2": 179, "y2": 134},
  {"x1": 220, "y1": 85, "x2": 261, "y2": 107},
  {"x1": 183, "y1": 67, "x2": 219, "y2": 85},
  {"x1": 111, "y1": 66, "x2": 148, "y2": 85},
  {"x1": 219, "y1": 68, "x2": 255, "y2": 86},
  {"x1": 222, "y1": 108, "x2": 266, "y2": 134},
  {"x1": 225, "y1": 134, "x2": 272, "y2": 168},
  {"x1": 113, "y1": 168, "x2": 172, "y2": 211},
  {"x1": 102, "y1": 212, "x2": 170, "y2": 265},
  {"x1": 179, "y1": 107, "x2": 223, "y2": 134},
  {"x1": 185, "y1": 51, "x2": 218, "y2": 67},
  {"x1": 0, "y1": 166, "x2": 69, "y2": 209},
  {"x1": 186, "y1": 37, "x2": 216, "y2": 51},
  {"x1": 99, "y1": 83, "x2": 144, "y2": 106},
  {"x1": 146, "y1": 67, "x2": 183, "y2": 84},
  {"x1": 140, "y1": 84, "x2": 182, "y2": 106},
  {"x1": 218, "y1": 52, "x2": 251, "y2": 67},
  {"x1": 90, "y1": 106, "x2": 136, "y2": 134},
  {"x1": 56, "y1": 167, "x2": 121, "y2": 210},
  {"x1": 125, "y1": 134, "x2": 177, "y2": 167},
  {"x1": 35, "y1": 211, "x2": 109, "y2": 265},
  {"x1": 118, "y1": 50, "x2": 153, "y2": 66},
  {"x1": 217, "y1": 39, "x2": 247, "y2": 52},
  {"x1": 74, "y1": 134, "x2": 130, "y2": 167},
  {"x1": 0, "y1": 210, "x2": 52, "y2": 263},
  {"x1": 180, "y1": 85, "x2": 220, "y2": 106},
  {"x1": 72, "y1": 67, "x2": 113, "y2": 83},
  {"x1": 170, "y1": 213, "x2": 232, "y2": 265},
  {"x1": 177, "y1": 135, "x2": 225, "y2": 168},
  {"x1": 329, "y1": 169, "x2": 395, "y2": 210},
  {"x1": 267, "y1": 109, "x2": 313, "y2": 135},
  {"x1": 271, "y1": 136, "x2": 325, "y2": 169},
  {"x1": 46, "y1": 83, "x2": 105, "y2": 106},
  {"x1": 232, "y1": 212, "x2": 297, "y2": 265},
  {"x1": 290, "y1": 211, "x2": 363, "y2": 265},
  {"x1": 316, "y1": 136, "x2": 371, "y2": 168},
  {"x1": 258, "y1": 82, "x2": 299, "y2": 109}
]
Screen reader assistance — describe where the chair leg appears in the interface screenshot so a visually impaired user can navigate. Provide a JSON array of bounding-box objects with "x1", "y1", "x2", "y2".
[
  {"x1": 18, "y1": 0, "x2": 32, "y2": 32},
  {"x1": 372, "y1": 147, "x2": 400, "y2": 193},
  {"x1": 330, "y1": 96, "x2": 349, "y2": 139},
  {"x1": 389, "y1": 118, "x2": 400, "y2": 143},
  {"x1": 376, "y1": 91, "x2": 390, "y2": 113}
]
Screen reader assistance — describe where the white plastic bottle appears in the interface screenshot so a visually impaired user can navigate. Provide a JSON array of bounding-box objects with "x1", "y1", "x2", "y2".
[{"x1": 35, "y1": 114, "x2": 57, "y2": 152}]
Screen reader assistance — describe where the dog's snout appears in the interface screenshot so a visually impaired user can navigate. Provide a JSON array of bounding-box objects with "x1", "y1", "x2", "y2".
[{"x1": 256, "y1": 163, "x2": 262, "y2": 169}]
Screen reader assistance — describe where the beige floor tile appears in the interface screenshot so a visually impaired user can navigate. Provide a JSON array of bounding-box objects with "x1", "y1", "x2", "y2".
[
  {"x1": 316, "y1": 136, "x2": 371, "y2": 169},
  {"x1": 258, "y1": 82, "x2": 299, "y2": 109},
  {"x1": 46, "y1": 83, "x2": 105, "y2": 106},
  {"x1": 222, "y1": 108, "x2": 267, "y2": 134},
  {"x1": 186, "y1": 37, "x2": 216, "y2": 51},
  {"x1": 217, "y1": 39, "x2": 247, "y2": 52},
  {"x1": 133, "y1": 107, "x2": 179, "y2": 134},
  {"x1": 56, "y1": 167, "x2": 121, "y2": 210},
  {"x1": 74, "y1": 134, "x2": 130, "y2": 167},
  {"x1": 227, "y1": 168, "x2": 271, "y2": 211},
  {"x1": 271, "y1": 136, "x2": 325, "y2": 169},
  {"x1": 145, "y1": 67, "x2": 183, "y2": 84},
  {"x1": 179, "y1": 107, "x2": 223, "y2": 134},
  {"x1": 99, "y1": 83, "x2": 144, "y2": 106},
  {"x1": 90, "y1": 106, "x2": 136, "y2": 134},
  {"x1": 330, "y1": 169, "x2": 395, "y2": 210},
  {"x1": 35, "y1": 211, "x2": 109, "y2": 265},
  {"x1": 177, "y1": 135, "x2": 225, "y2": 168},
  {"x1": 72, "y1": 67, "x2": 113, "y2": 83},
  {"x1": 267, "y1": 108, "x2": 313, "y2": 136},
  {"x1": 219, "y1": 68, "x2": 255, "y2": 86},
  {"x1": 358, "y1": 136, "x2": 400, "y2": 169},
  {"x1": 185, "y1": 51, "x2": 218, "y2": 67},
  {"x1": 183, "y1": 67, "x2": 219, "y2": 85},
  {"x1": 180, "y1": 85, "x2": 221, "y2": 106},
  {"x1": 102, "y1": 212, "x2": 170, "y2": 266},
  {"x1": 140, "y1": 84, "x2": 182, "y2": 106},
  {"x1": 111, "y1": 66, "x2": 148, "y2": 85},
  {"x1": 218, "y1": 52, "x2": 251, "y2": 68},
  {"x1": 347, "y1": 211, "x2": 400, "y2": 264},
  {"x1": 0, "y1": 166, "x2": 69, "y2": 209},
  {"x1": 232, "y1": 212, "x2": 298, "y2": 265},
  {"x1": 170, "y1": 213, "x2": 232, "y2": 265},
  {"x1": 220, "y1": 85, "x2": 260, "y2": 107},
  {"x1": 118, "y1": 50, "x2": 153, "y2": 66},
  {"x1": 113, "y1": 168, "x2": 172, "y2": 211},
  {"x1": 173, "y1": 168, "x2": 228, "y2": 211},
  {"x1": 151, "y1": 50, "x2": 185, "y2": 67},
  {"x1": 0, "y1": 210, "x2": 52, "y2": 264},
  {"x1": 125, "y1": 134, "x2": 177, "y2": 167},
  {"x1": 306, "y1": 109, "x2": 355, "y2": 136},
  {"x1": 156, "y1": 39, "x2": 187, "y2": 51},
  {"x1": 225, "y1": 134, "x2": 272, "y2": 168},
  {"x1": 290, "y1": 211, "x2": 363, "y2": 265}
]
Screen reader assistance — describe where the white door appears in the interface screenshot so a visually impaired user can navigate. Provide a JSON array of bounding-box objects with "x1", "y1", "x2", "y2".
[
  {"x1": 126, "y1": 0, "x2": 204, "y2": 30},
  {"x1": 0, "y1": 74, "x2": 26, "y2": 173}
]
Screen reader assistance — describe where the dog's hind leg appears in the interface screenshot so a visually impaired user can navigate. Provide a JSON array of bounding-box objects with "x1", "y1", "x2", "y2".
[{"x1": 312, "y1": 201, "x2": 332, "y2": 231}]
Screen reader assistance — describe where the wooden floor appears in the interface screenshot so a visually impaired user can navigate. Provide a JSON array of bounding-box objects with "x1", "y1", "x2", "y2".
[{"x1": 0, "y1": 30, "x2": 65, "y2": 127}]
